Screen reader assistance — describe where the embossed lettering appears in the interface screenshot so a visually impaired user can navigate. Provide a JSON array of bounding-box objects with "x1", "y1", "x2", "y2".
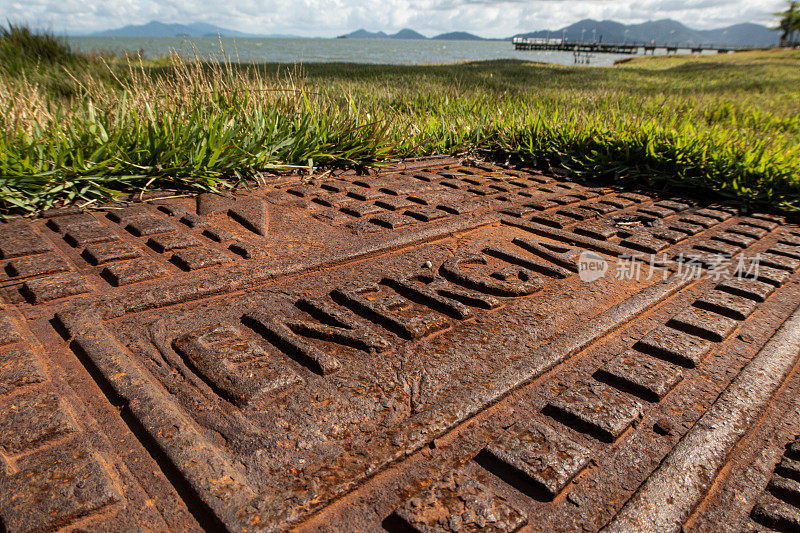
[{"x1": 440, "y1": 254, "x2": 543, "y2": 297}]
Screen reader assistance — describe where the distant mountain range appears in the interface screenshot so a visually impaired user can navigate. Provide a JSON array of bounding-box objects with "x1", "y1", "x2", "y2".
[
  {"x1": 90, "y1": 21, "x2": 299, "y2": 39},
  {"x1": 343, "y1": 19, "x2": 776, "y2": 46},
  {"x1": 513, "y1": 19, "x2": 778, "y2": 47},
  {"x1": 340, "y1": 28, "x2": 493, "y2": 41},
  {"x1": 88, "y1": 19, "x2": 779, "y2": 47}
]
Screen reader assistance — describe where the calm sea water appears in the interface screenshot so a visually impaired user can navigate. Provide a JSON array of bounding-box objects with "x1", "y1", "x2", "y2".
[{"x1": 66, "y1": 36, "x2": 637, "y2": 67}]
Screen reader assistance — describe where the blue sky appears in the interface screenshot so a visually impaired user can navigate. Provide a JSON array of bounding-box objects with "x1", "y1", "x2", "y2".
[{"x1": 0, "y1": 0, "x2": 787, "y2": 37}]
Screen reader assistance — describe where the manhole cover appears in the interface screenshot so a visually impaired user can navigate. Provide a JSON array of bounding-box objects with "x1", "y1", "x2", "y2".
[{"x1": 1, "y1": 158, "x2": 800, "y2": 532}]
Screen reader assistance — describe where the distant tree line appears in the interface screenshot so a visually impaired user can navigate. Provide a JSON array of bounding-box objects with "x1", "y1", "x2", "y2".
[{"x1": 777, "y1": 1, "x2": 800, "y2": 46}]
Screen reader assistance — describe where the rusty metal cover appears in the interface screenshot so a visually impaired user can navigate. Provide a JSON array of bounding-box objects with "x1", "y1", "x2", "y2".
[{"x1": 2, "y1": 158, "x2": 800, "y2": 532}]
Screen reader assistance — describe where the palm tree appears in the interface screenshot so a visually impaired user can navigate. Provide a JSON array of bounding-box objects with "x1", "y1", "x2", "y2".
[{"x1": 776, "y1": 1, "x2": 800, "y2": 47}]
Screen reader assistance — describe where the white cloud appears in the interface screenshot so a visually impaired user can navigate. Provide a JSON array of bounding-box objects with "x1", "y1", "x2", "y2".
[{"x1": 0, "y1": 0, "x2": 787, "y2": 37}]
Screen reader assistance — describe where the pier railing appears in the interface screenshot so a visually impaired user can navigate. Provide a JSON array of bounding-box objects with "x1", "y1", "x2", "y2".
[{"x1": 512, "y1": 37, "x2": 756, "y2": 55}]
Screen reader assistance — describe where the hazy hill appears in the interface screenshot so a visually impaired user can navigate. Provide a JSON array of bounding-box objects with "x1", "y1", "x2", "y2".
[
  {"x1": 699, "y1": 23, "x2": 776, "y2": 46},
  {"x1": 90, "y1": 21, "x2": 298, "y2": 38},
  {"x1": 341, "y1": 28, "x2": 426, "y2": 39},
  {"x1": 513, "y1": 19, "x2": 777, "y2": 47},
  {"x1": 344, "y1": 29, "x2": 389, "y2": 39},
  {"x1": 392, "y1": 29, "x2": 427, "y2": 40},
  {"x1": 432, "y1": 31, "x2": 485, "y2": 41}
]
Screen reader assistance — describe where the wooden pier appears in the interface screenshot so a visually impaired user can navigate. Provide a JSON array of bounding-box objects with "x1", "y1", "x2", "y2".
[{"x1": 512, "y1": 37, "x2": 755, "y2": 55}]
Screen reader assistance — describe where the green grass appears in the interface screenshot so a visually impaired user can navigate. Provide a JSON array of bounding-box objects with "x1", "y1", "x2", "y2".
[{"x1": 1, "y1": 25, "x2": 799, "y2": 214}]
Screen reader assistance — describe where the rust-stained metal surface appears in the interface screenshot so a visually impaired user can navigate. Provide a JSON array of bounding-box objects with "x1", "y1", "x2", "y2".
[{"x1": 2, "y1": 157, "x2": 800, "y2": 532}]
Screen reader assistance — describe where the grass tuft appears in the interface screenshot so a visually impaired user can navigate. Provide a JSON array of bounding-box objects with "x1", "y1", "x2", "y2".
[{"x1": 0, "y1": 23, "x2": 74, "y2": 66}]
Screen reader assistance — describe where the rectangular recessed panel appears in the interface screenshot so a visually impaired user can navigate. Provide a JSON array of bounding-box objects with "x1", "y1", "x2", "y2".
[
  {"x1": 480, "y1": 420, "x2": 591, "y2": 499},
  {"x1": 666, "y1": 307, "x2": 739, "y2": 342},
  {"x1": 595, "y1": 349, "x2": 683, "y2": 401},
  {"x1": 7, "y1": 254, "x2": 71, "y2": 278},
  {"x1": 635, "y1": 325, "x2": 714, "y2": 367},
  {"x1": 545, "y1": 380, "x2": 643, "y2": 442},
  {"x1": 388, "y1": 471, "x2": 527, "y2": 533},
  {"x1": 694, "y1": 290, "x2": 759, "y2": 320}
]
